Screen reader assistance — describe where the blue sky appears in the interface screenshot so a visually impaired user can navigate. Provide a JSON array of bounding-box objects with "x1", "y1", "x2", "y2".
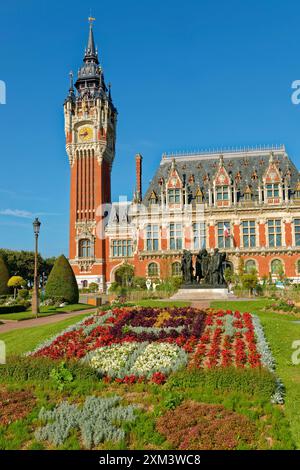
[{"x1": 0, "y1": 0, "x2": 300, "y2": 257}]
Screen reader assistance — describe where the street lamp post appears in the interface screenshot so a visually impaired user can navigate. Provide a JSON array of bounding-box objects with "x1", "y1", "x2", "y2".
[{"x1": 32, "y1": 217, "x2": 41, "y2": 318}]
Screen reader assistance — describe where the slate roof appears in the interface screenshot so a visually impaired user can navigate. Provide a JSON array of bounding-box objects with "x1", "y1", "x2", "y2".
[{"x1": 143, "y1": 146, "x2": 300, "y2": 205}]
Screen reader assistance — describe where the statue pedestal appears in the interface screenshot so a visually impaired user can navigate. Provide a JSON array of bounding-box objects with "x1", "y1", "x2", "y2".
[{"x1": 170, "y1": 287, "x2": 232, "y2": 301}]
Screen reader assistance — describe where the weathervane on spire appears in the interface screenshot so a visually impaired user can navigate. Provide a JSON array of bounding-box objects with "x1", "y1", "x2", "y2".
[{"x1": 88, "y1": 14, "x2": 96, "y2": 24}]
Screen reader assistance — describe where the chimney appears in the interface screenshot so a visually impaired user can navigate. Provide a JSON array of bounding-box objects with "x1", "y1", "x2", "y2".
[{"x1": 135, "y1": 153, "x2": 143, "y2": 202}]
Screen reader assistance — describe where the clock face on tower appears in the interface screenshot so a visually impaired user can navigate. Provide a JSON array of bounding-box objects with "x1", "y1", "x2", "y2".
[{"x1": 78, "y1": 126, "x2": 93, "y2": 142}]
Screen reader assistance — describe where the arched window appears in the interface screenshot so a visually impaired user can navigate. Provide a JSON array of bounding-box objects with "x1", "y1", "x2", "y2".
[
  {"x1": 79, "y1": 239, "x2": 92, "y2": 258},
  {"x1": 245, "y1": 259, "x2": 256, "y2": 273},
  {"x1": 271, "y1": 259, "x2": 284, "y2": 276},
  {"x1": 148, "y1": 262, "x2": 159, "y2": 277},
  {"x1": 172, "y1": 262, "x2": 181, "y2": 276},
  {"x1": 81, "y1": 280, "x2": 88, "y2": 288}
]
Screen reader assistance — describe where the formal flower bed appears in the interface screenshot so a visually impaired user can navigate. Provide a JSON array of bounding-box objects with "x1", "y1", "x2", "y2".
[{"x1": 28, "y1": 307, "x2": 279, "y2": 386}]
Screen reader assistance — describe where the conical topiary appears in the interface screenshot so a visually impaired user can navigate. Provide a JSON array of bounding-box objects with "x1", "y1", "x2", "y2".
[
  {"x1": 0, "y1": 255, "x2": 10, "y2": 296},
  {"x1": 45, "y1": 254, "x2": 79, "y2": 304}
]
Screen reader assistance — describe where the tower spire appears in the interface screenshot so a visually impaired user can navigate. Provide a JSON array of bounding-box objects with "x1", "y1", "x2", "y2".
[{"x1": 84, "y1": 17, "x2": 98, "y2": 64}]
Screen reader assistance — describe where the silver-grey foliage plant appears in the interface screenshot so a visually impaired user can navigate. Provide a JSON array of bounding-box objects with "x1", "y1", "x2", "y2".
[{"x1": 35, "y1": 395, "x2": 137, "y2": 449}]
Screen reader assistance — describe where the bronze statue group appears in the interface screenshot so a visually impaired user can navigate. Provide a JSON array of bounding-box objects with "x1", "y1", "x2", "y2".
[{"x1": 181, "y1": 248, "x2": 229, "y2": 287}]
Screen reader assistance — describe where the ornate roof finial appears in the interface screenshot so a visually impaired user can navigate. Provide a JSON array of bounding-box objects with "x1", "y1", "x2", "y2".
[
  {"x1": 68, "y1": 71, "x2": 74, "y2": 96},
  {"x1": 84, "y1": 16, "x2": 99, "y2": 64},
  {"x1": 219, "y1": 154, "x2": 224, "y2": 167}
]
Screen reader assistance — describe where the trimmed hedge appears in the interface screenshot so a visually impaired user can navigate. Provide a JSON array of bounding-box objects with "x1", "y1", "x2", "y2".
[
  {"x1": 0, "y1": 356, "x2": 99, "y2": 382},
  {"x1": 167, "y1": 367, "x2": 277, "y2": 400},
  {"x1": 0, "y1": 305, "x2": 27, "y2": 314},
  {"x1": 45, "y1": 254, "x2": 79, "y2": 304},
  {"x1": 0, "y1": 256, "x2": 9, "y2": 296}
]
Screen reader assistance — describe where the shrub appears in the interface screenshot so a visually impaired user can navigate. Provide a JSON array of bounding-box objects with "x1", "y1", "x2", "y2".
[
  {"x1": 18, "y1": 288, "x2": 29, "y2": 300},
  {"x1": 0, "y1": 256, "x2": 10, "y2": 296},
  {"x1": 131, "y1": 277, "x2": 147, "y2": 289},
  {"x1": 167, "y1": 367, "x2": 277, "y2": 400},
  {"x1": 45, "y1": 255, "x2": 79, "y2": 304},
  {"x1": 88, "y1": 282, "x2": 99, "y2": 293},
  {"x1": 156, "y1": 400, "x2": 256, "y2": 450},
  {"x1": 7, "y1": 275, "x2": 26, "y2": 299},
  {"x1": 50, "y1": 361, "x2": 74, "y2": 391},
  {"x1": 0, "y1": 356, "x2": 99, "y2": 382},
  {"x1": 0, "y1": 305, "x2": 27, "y2": 314}
]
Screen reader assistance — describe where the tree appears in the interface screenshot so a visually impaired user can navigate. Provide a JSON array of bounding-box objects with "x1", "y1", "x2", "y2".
[
  {"x1": 0, "y1": 256, "x2": 10, "y2": 296},
  {"x1": 0, "y1": 248, "x2": 43, "y2": 286},
  {"x1": 115, "y1": 264, "x2": 134, "y2": 287},
  {"x1": 45, "y1": 255, "x2": 79, "y2": 304},
  {"x1": 88, "y1": 282, "x2": 99, "y2": 293},
  {"x1": 241, "y1": 269, "x2": 258, "y2": 296},
  {"x1": 238, "y1": 258, "x2": 245, "y2": 277},
  {"x1": 7, "y1": 276, "x2": 26, "y2": 299}
]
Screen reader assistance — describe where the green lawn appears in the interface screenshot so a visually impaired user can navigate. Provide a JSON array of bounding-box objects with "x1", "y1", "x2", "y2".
[
  {"x1": 0, "y1": 303, "x2": 93, "y2": 321},
  {"x1": 211, "y1": 299, "x2": 300, "y2": 448},
  {"x1": 0, "y1": 313, "x2": 90, "y2": 356}
]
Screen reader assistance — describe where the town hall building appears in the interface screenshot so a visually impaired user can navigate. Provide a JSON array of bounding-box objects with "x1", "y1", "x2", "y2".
[{"x1": 64, "y1": 21, "x2": 300, "y2": 292}]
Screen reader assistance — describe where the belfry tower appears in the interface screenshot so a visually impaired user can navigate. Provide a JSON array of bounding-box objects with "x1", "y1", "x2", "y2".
[{"x1": 64, "y1": 19, "x2": 117, "y2": 291}]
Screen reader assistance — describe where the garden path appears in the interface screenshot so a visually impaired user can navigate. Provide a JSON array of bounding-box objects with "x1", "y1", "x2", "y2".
[{"x1": 0, "y1": 308, "x2": 97, "y2": 333}]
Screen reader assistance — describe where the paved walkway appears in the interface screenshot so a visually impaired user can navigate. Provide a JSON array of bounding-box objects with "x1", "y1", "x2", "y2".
[{"x1": 0, "y1": 308, "x2": 97, "y2": 334}]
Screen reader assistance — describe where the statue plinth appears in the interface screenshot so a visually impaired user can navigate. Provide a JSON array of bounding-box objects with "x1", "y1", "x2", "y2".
[{"x1": 171, "y1": 287, "x2": 232, "y2": 301}]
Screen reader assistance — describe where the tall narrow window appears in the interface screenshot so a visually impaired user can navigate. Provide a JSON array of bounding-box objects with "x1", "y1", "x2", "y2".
[
  {"x1": 217, "y1": 222, "x2": 231, "y2": 248},
  {"x1": 268, "y1": 219, "x2": 282, "y2": 247},
  {"x1": 271, "y1": 259, "x2": 284, "y2": 276},
  {"x1": 168, "y1": 188, "x2": 181, "y2": 204},
  {"x1": 294, "y1": 219, "x2": 300, "y2": 246},
  {"x1": 146, "y1": 225, "x2": 159, "y2": 251},
  {"x1": 242, "y1": 221, "x2": 256, "y2": 248},
  {"x1": 79, "y1": 239, "x2": 92, "y2": 258},
  {"x1": 193, "y1": 222, "x2": 206, "y2": 250},
  {"x1": 170, "y1": 223, "x2": 183, "y2": 250},
  {"x1": 172, "y1": 262, "x2": 181, "y2": 276},
  {"x1": 148, "y1": 262, "x2": 159, "y2": 277},
  {"x1": 245, "y1": 259, "x2": 256, "y2": 273}
]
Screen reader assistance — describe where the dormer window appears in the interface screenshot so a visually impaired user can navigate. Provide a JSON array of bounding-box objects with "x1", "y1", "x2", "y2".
[
  {"x1": 149, "y1": 191, "x2": 158, "y2": 205},
  {"x1": 216, "y1": 186, "x2": 229, "y2": 201},
  {"x1": 168, "y1": 188, "x2": 181, "y2": 204},
  {"x1": 195, "y1": 187, "x2": 204, "y2": 204},
  {"x1": 266, "y1": 183, "x2": 279, "y2": 198}
]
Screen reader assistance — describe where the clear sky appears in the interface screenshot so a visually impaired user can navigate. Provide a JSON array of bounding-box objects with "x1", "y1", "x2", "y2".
[{"x1": 0, "y1": 0, "x2": 300, "y2": 257}]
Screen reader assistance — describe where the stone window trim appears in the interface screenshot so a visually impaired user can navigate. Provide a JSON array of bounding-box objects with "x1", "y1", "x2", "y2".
[
  {"x1": 110, "y1": 239, "x2": 133, "y2": 258},
  {"x1": 169, "y1": 222, "x2": 184, "y2": 251},
  {"x1": 213, "y1": 184, "x2": 231, "y2": 206},
  {"x1": 193, "y1": 222, "x2": 206, "y2": 250},
  {"x1": 267, "y1": 219, "x2": 284, "y2": 248},
  {"x1": 240, "y1": 220, "x2": 257, "y2": 249},
  {"x1": 145, "y1": 224, "x2": 160, "y2": 252},
  {"x1": 216, "y1": 221, "x2": 231, "y2": 249},
  {"x1": 167, "y1": 188, "x2": 182, "y2": 206},
  {"x1": 77, "y1": 237, "x2": 95, "y2": 259}
]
